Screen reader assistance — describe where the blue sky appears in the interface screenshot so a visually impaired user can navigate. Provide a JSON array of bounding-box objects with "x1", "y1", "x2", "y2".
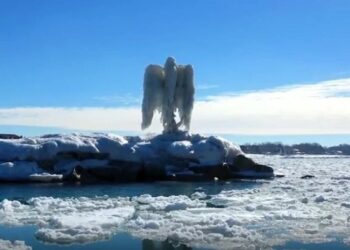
[{"x1": 1, "y1": 0, "x2": 350, "y2": 144}]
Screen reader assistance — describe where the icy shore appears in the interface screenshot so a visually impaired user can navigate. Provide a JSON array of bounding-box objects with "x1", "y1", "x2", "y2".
[{"x1": 0, "y1": 132, "x2": 273, "y2": 182}]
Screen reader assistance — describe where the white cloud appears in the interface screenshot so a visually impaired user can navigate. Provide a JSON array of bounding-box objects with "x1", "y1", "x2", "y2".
[
  {"x1": 0, "y1": 107, "x2": 145, "y2": 132},
  {"x1": 1, "y1": 78, "x2": 350, "y2": 135}
]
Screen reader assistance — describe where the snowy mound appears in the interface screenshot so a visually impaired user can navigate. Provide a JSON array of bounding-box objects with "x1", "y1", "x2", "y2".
[{"x1": 0, "y1": 132, "x2": 273, "y2": 182}]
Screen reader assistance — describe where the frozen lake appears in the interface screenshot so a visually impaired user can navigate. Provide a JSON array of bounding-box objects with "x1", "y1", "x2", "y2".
[{"x1": 0, "y1": 155, "x2": 350, "y2": 250}]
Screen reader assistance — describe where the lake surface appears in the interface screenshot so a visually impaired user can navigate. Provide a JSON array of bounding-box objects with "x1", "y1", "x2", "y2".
[{"x1": 0, "y1": 155, "x2": 350, "y2": 250}]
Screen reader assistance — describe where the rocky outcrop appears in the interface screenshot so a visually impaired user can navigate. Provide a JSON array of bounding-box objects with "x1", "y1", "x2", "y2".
[
  {"x1": 0, "y1": 133, "x2": 274, "y2": 182},
  {"x1": 0, "y1": 134, "x2": 22, "y2": 139}
]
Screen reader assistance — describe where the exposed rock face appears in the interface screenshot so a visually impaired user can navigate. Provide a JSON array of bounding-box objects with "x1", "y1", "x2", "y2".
[
  {"x1": 230, "y1": 155, "x2": 274, "y2": 178},
  {"x1": 0, "y1": 133, "x2": 274, "y2": 182},
  {"x1": 0, "y1": 134, "x2": 22, "y2": 139}
]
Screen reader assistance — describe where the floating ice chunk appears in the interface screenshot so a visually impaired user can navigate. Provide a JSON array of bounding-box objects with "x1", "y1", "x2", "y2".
[
  {"x1": 344, "y1": 237, "x2": 350, "y2": 245},
  {"x1": 0, "y1": 196, "x2": 135, "y2": 244},
  {"x1": 190, "y1": 192, "x2": 207, "y2": 200},
  {"x1": 304, "y1": 228, "x2": 318, "y2": 234},
  {"x1": 341, "y1": 203, "x2": 350, "y2": 208},
  {"x1": 301, "y1": 197, "x2": 309, "y2": 204},
  {"x1": 35, "y1": 206, "x2": 135, "y2": 244},
  {"x1": 0, "y1": 239, "x2": 32, "y2": 250},
  {"x1": 133, "y1": 194, "x2": 203, "y2": 211},
  {"x1": 315, "y1": 195, "x2": 325, "y2": 203},
  {"x1": 245, "y1": 205, "x2": 255, "y2": 212},
  {"x1": 29, "y1": 173, "x2": 63, "y2": 182}
]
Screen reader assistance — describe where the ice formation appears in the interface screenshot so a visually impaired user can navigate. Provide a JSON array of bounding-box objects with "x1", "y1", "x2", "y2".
[
  {"x1": 142, "y1": 57, "x2": 194, "y2": 133},
  {"x1": 0, "y1": 57, "x2": 275, "y2": 182}
]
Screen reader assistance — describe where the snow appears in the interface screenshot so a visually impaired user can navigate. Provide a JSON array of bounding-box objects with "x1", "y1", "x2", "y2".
[
  {"x1": 0, "y1": 133, "x2": 243, "y2": 181},
  {"x1": 28, "y1": 173, "x2": 63, "y2": 182},
  {"x1": 1, "y1": 154, "x2": 350, "y2": 249},
  {"x1": 0, "y1": 161, "x2": 42, "y2": 181},
  {"x1": 0, "y1": 239, "x2": 32, "y2": 250},
  {"x1": 167, "y1": 141, "x2": 194, "y2": 159}
]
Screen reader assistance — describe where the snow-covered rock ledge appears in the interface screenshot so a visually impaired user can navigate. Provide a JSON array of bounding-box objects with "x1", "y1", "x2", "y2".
[{"x1": 0, "y1": 132, "x2": 273, "y2": 182}]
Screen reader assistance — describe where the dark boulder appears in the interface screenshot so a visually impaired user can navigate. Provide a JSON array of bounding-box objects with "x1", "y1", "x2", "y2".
[
  {"x1": 56, "y1": 151, "x2": 109, "y2": 161},
  {"x1": 230, "y1": 154, "x2": 274, "y2": 178},
  {"x1": 188, "y1": 164, "x2": 232, "y2": 180},
  {"x1": 0, "y1": 134, "x2": 22, "y2": 139},
  {"x1": 301, "y1": 174, "x2": 315, "y2": 179}
]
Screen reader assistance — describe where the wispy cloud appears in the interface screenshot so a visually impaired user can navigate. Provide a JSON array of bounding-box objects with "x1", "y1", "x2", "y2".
[
  {"x1": 0, "y1": 107, "x2": 145, "y2": 131},
  {"x1": 194, "y1": 78, "x2": 350, "y2": 134},
  {"x1": 1, "y1": 78, "x2": 350, "y2": 135},
  {"x1": 196, "y1": 84, "x2": 219, "y2": 90},
  {"x1": 93, "y1": 93, "x2": 141, "y2": 105}
]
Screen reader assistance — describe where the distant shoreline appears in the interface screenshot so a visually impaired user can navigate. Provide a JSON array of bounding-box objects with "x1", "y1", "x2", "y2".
[{"x1": 240, "y1": 142, "x2": 350, "y2": 155}]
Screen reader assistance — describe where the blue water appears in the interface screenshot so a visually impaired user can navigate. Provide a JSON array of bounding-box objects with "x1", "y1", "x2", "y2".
[
  {"x1": 0, "y1": 182, "x2": 348, "y2": 250},
  {"x1": 0, "y1": 180, "x2": 264, "y2": 201}
]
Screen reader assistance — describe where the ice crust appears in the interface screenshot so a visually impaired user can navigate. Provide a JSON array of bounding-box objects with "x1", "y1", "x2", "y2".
[
  {"x1": 0, "y1": 133, "x2": 243, "y2": 181},
  {"x1": 0, "y1": 155, "x2": 350, "y2": 249}
]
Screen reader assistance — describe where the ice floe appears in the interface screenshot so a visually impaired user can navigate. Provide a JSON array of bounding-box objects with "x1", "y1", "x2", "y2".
[{"x1": 0, "y1": 239, "x2": 31, "y2": 250}]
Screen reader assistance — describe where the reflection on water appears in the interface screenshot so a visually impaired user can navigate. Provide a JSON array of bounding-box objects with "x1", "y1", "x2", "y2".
[{"x1": 0, "y1": 180, "x2": 265, "y2": 201}]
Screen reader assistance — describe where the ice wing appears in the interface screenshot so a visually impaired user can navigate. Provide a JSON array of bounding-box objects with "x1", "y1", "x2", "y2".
[{"x1": 141, "y1": 65, "x2": 165, "y2": 130}]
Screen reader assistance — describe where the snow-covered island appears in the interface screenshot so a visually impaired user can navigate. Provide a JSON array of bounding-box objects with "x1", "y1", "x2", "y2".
[
  {"x1": 0, "y1": 132, "x2": 273, "y2": 182},
  {"x1": 0, "y1": 58, "x2": 273, "y2": 182}
]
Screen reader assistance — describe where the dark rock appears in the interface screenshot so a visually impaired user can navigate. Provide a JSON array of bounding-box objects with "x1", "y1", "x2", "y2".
[
  {"x1": 76, "y1": 161, "x2": 143, "y2": 183},
  {"x1": 0, "y1": 134, "x2": 22, "y2": 139},
  {"x1": 36, "y1": 159, "x2": 57, "y2": 171},
  {"x1": 63, "y1": 167, "x2": 82, "y2": 182},
  {"x1": 56, "y1": 151, "x2": 109, "y2": 161},
  {"x1": 171, "y1": 155, "x2": 274, "y2": 181},
  {"x1": 167, "y1": 172, "x2": 209, "y2": 182},
  {"x1": 206, "y1": 202, "x2": 226, "y2": 208},
  {"x1": 139, "y1": 162, "x2": 167, "y2": 181},
  {"x1": 275, "y1": 174, "x2": 285, "y2": 178},
  {"x1": 230, "y1": 154, "x2": 274, "y2": 178},
  {"x1": 189, "y1": 164, "x2": 232, "y2": 180},
  {"x1": 301, "y1": 174, "x2": 315, "y2": 179}
]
